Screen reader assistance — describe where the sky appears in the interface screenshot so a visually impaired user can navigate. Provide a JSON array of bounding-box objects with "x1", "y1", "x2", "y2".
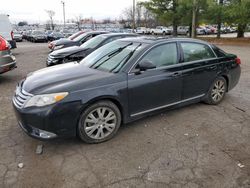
[{"x1": 0, "y1": 0, "x2": 135, "y2": 24}]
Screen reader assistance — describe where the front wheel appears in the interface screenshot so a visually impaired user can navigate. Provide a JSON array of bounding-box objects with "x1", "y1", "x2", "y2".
[
  {"x1": 204, "y1": 77, "x2": 227, "y2": 105},
  {"x1": 78, "y1": 101, "x2": 121, "y2": 143}
]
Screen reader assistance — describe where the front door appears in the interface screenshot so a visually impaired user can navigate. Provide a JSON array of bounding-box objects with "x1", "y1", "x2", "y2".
[{"x1": 128, "y1": 42, "x2": 183, "y2": 117}]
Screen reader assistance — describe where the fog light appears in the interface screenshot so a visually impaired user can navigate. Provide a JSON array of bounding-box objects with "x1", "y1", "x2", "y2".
[{"x1": 34, "y1": 128, "x2": 57, "y2": 139}]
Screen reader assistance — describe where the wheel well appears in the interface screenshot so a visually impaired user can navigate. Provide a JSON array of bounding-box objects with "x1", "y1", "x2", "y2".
[
  {"x1": 221, "y1": 75, "x2": 229, "y2": 91},
  {"x1": 84, "y1": 97, "x2": 124, "y2": 123}
]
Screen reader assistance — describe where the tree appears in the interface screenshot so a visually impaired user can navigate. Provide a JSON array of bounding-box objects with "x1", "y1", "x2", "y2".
[
  {"x1": 45, "y1": 10, "x2": 55, "y2": 30},
  {"x1": 142, "y1": 0, "x2": 179, "y2": 36},
  {"x1": 18, "y1": 21, "x2": 28, "y2": 26},
  {"x1": 142, "y1": 0, "x2": 208, "y2": 37},
  {"x1": 225, "y1": 0, "x2": 250, "y2": 38},
  {"x1": 74, "y1": 15, "x2": 83, "y2": 30},
  {"x1": 205, "y1": 0, "x2": 229, "y2": 38}
]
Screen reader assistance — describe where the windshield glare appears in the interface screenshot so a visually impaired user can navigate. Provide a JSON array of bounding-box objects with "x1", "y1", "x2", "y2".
[
  {"x1": 68, "y1": 31, "x2": 82, "y2": 40},
  {"x1": 73, "y1": 33, "x2": 88, "y2": 41},
  {"x1": 80, "y1": 41, "x2": 143, "y2": 73},
  {"x1": 33, "y1": 31, "x2": 44, "y2": 35},
  {"x1": 80, "y1": 35, "x2": 107, "y2": 49}
]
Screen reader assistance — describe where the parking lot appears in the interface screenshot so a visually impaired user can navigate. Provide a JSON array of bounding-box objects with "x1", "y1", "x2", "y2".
[{"x1": 0, "y1": 41, "x2": 250, "y2": 187}]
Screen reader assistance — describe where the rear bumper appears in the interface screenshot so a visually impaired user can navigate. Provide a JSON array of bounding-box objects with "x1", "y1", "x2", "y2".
[{"x1": 228, "y1": 65, "x2": 241, "y2": 91}]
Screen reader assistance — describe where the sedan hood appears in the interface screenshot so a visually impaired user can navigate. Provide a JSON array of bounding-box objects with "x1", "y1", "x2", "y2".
[
  {"x1": 50, "y1": 46, "x2": 86, "y2": 58},
  {"x1": 54, "y1": 38, "x2": 74, "y2": 46},
  {"x1": 23, "y1": 62, "x2": 112, "y2": 94}
]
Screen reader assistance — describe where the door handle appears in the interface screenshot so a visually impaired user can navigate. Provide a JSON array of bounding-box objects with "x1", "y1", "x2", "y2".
[
  {"x1": 171, "y1": 72, "x2": 182, "y2": 77},
  {"x1": 209, "y1": 65, "x2": 217, "y2": 70}
]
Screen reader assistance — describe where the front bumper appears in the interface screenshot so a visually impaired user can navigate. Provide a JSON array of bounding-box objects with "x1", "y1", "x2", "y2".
[
  {"x1": 34, "y1": 38, "x2": 47, "y2": 42},
  {"x1": 46, "y1": 56, "x2": 62, "y2": 66},
  {"x1": 0, "y1": 61, "x2": 16, "y2": 74},
  {"x1": 12, "y1": 99, "x2": 82, "y2": 140}
]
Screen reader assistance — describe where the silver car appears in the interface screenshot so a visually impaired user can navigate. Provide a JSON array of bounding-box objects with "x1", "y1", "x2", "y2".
[{"x1": 0, "y1": 35, "x2": 16, "y2": 74}]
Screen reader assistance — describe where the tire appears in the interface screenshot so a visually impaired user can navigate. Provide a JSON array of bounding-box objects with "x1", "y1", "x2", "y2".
[
  {"x1": 77, "y1": 100, "x2": 121, "y2": 143},
  {"x1": 204, "y1": 77, "x2": 227, "y2": 105}
]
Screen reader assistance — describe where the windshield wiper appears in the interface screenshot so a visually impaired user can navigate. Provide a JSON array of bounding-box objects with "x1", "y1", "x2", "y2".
[
  {"x1": 107, "y1": 42, "x2": 133, "y2": 57},
  {"x1": 91, "y1": 42, "x2": 133, "y2": 69},
  {"x1": 110, "y1": 43, "x2": 142, "y2": 73}
]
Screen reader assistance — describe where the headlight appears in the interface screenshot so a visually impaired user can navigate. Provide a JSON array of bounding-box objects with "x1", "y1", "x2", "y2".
[
  {"x1": 54, "y1": 45, "x2": 64, "y2": 50},
  {"x1": 24, "y1": 92, "x2": 68, "y2": 108}
]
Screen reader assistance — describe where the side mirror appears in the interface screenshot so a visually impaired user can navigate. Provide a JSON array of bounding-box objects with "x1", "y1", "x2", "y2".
[{"x1": 138, "y1": 60, "x2": 156, "y2": 71}]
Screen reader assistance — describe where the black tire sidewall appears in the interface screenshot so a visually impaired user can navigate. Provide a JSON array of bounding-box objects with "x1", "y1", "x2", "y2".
[{"x1": 77, "y1": 100, "x2": 121, "y2": 144}]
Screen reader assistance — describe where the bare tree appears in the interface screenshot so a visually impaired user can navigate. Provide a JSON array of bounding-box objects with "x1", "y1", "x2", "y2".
[
  {"x1": 102, "y1": 18, "x2": 111, "y2": 24},
  {"x1": 45, "y1": 10, "x2": 55, "y2": 30},
  {"x1": 75, "y1": 15, "x2": 83, "y2": 30},
  {"x1": 122, "y1": 6, "x2": 134, "y2": 27},
  {"x1": 121, "y1": 3, "x2": 157, "y2": 29}
]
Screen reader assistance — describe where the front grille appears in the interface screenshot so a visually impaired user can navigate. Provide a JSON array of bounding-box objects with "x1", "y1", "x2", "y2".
[
  {"x1": 13, "y1": 82, "x2": 33, "y2": 108},
  {"x1": 47, "y1": 54, "x2": 54, "y2": 61}
]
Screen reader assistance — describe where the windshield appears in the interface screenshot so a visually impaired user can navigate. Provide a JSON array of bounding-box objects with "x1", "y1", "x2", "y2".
[
  {"x1": 80, "y1": 41, "x2": 143, "y2": 73},
  {"x1": 54, "y1": 32, "x2": 64, "y2": 37},
  {"x1": 73, "y1": 33, "x2": 88, "y2": 42},
  {"x1": 33, "y1": 31, "x2": 44, "y2": 35},
  {"x1": 80, "y1": 35, "x2": 107, "y2": 49}
]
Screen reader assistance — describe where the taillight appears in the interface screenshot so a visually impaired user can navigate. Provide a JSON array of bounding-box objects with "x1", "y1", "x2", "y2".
[
  {"x1": 0, "y1": 36, "x2": 9, "y2": 51},
  {"x1": 235, "y1": 57, "x2": 241, "y2": 65},
  {"x1": 11, "y1": 31, "x2": 14, "y2": 40}
]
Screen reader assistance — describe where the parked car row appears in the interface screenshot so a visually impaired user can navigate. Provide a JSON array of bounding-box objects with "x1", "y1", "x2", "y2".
[
  {"x1": 11, "y1": 28, "x2": 241, "y2": 144},
  {"x1": 136, "y1": 25, "x2": 237, "y2": 35},
  {"x1": 47, "y1": 32, "x2": 138, "y2": 66},
  {"x1": 16, "y1": 29, "x2": 85, "y2": 43},
  {"x1": 0, "y1": 35, "x2": 16, "y2": 74}
]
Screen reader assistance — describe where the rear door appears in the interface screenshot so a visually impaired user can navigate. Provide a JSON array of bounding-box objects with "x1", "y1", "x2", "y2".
[
  {"x1": 179, "y1": 42, "x2": 218, "y2": 99},
  {"x1": 128, "y1": 42, "x2": 183, "y2": 116}
]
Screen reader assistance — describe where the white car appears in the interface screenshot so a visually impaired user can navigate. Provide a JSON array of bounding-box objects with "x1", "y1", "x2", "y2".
[
  {"x1": 196, "y1": 27, "x2": 206, "y2": 35},
  {"x1": 0, "y1": 14, "x2": 16, "y2": 48},
  {"x1": 136, "y1": 27, "x2": 148, "y2": 34},
  {"x1": 177, "y1": 26, "x2": 189, "y2": 35},
  {"x1": 150, "y1": 26, "x2": 172, "y2": 35}
]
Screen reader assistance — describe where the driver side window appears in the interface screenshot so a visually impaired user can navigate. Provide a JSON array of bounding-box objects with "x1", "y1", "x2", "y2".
[
  {"x1": 81, "y1": 35, "x2": 93, "y2": 43},
  {"x1": 140, "y1": 43, "x2": 178, "y2": 68}
]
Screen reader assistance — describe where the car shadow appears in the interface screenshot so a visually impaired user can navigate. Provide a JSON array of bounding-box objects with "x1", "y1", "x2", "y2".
[{"x1": 39, "y1": 101, "x2": 207, "y2": 150}]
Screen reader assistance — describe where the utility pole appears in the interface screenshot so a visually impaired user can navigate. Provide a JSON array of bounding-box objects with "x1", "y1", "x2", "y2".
[
  {"x1": 191, "y1": 0, "x2": 197, "y2": 38},
  {"x1": 217, "y1": 0, "x2": 223, "y2": 38},
  {"x1": 132, "y1": 0, "x2": 136, "y2": 33},
  {"x1": 61, "y1": 1, "x2": 66, "y2": 28}
]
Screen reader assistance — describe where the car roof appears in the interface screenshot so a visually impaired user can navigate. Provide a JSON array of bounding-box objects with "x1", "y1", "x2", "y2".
[
  {"x1": 98, "y1": 33, "x2": 138, "y2": 38},
  {"x1": 120, "y1": 36, "x2": 210, "y2": 45},
  {"x1": 84, "y1": 30, "x2": 109, "y2": 35}
]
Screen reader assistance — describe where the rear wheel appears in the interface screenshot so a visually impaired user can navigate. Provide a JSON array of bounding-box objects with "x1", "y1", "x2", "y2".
[
  {"x1": 204, "y1": 77, "x2": 227, "y2": 105},
  {"x1": 78, "y1": 100, "x2": 121, "y2": 143}
]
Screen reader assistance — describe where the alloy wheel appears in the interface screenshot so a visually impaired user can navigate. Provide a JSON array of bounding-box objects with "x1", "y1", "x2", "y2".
[
  {"x1": 82, "y1": 107, "x2": 117, "y2": 140},
  {"x1": 211, "y1": 80, "x2": 225, "y2": 103}
]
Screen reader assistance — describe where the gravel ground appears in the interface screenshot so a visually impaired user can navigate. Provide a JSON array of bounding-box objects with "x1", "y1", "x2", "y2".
[{"x1": 0, "y1": 41, "x2": 250, "y2": 188}]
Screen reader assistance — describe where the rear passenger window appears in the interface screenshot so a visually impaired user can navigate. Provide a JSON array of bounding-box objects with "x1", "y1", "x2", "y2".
[
  {"x1": 181, "y1": 42, "x2": 215, "y2": 62},
  {"x1": 212, "y1": 45, "x2": 226, "y2": 57}
]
